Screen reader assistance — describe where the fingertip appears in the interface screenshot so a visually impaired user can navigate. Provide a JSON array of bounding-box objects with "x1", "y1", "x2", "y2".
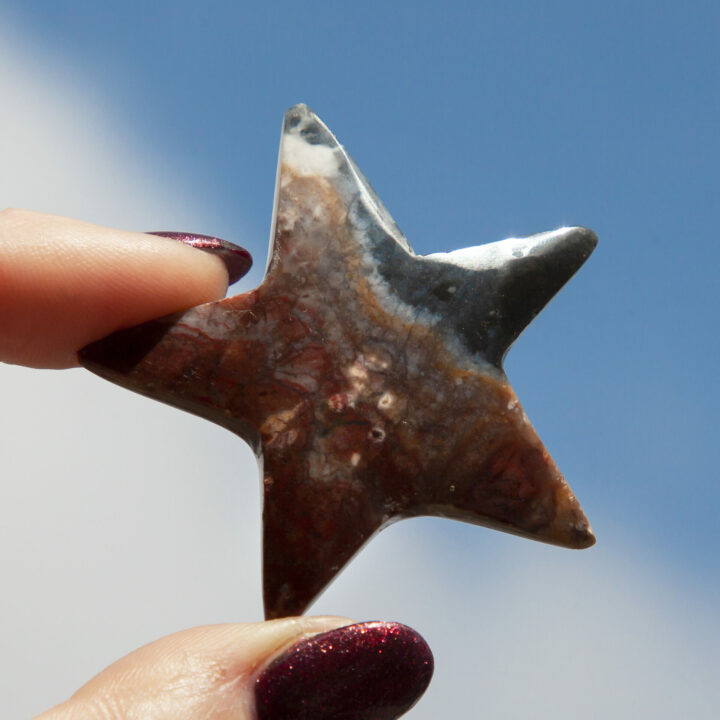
[
  {"x1": 255, "y1": 621, "x2": 434, "y2": 720},
  {"x1": 43, "y1": 618, "x2": 432, "y2": 720},
  {"x1": 0, "y1": 211, "x2": 250, "y2": 368},
  {"x1": 148, "y1": 231, "x2": 252, "y2": 286}
]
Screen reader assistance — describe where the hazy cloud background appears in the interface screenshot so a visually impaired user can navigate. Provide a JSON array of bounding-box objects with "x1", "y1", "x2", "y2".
[{"x1": 1, "y1": 3, "x2": 718, "y2": 718}]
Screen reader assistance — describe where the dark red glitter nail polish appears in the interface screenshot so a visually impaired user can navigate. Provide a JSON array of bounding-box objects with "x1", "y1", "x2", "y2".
[
  {"x1": 255, "y1": 621, "x2": 433, "y2": 720},
  {"x1": 149, "y1": 231, "x2": 252, "y2": 285}
]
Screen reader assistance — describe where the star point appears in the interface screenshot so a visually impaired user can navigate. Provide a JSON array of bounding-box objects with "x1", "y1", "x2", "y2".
[{"x1": 80, "y1": 104, "x2": 597, "y2": 619}]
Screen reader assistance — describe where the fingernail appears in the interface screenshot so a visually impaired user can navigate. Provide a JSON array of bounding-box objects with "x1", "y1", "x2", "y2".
[
  {"x1": 148, "y1": 231, "x2": 252, "y2": 285},
  {"x1": 255, "y1": 621, "x2": 433, "y2": 720}
]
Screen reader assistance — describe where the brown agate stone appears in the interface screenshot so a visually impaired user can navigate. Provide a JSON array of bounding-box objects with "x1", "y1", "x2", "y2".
[{"x1": 80, "y1": 104, "x2": 597, "y2": 619}]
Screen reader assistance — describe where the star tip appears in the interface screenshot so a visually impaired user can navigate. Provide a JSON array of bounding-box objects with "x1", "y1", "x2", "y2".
[
  {"x1": 263, "y1": 575, "x2": 315, "y2": 620},
  {"x1": 280, "y1": 104, "x2": 339, "y2": 152},
  {"x1": 263, "y1": 598, "x2": 311, "y2": 621},
  {"x1": 283, "y1": 102, "x2": 318, "y2": 125},
  {"x1": 574, "y1": 523, "x2": 597, "y2": 549},
  {"x1": 562, "y1": 225, "x2": 599, "y2": 253}
]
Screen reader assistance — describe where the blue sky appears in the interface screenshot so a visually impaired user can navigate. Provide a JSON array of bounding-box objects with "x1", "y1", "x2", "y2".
[{"x1": 1, "y1": 2, "x2": 718, "y2": 717}]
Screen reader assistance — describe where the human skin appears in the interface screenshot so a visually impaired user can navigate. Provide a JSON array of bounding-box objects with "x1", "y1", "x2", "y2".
[{"x1": 34, "y1": 619, "x2": 352, "y2": 720}]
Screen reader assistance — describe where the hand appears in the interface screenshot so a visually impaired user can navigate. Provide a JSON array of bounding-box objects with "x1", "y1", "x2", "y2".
[{"x1": 1, "y1": 210, "x2": 433, "y2": 720}]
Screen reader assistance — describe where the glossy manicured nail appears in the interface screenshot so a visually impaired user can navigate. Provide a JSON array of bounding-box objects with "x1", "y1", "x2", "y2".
[
  {"x1": 148, "y1": 231, "x2": 252, "y2": 285},
  {"x1": 255, "y1": 621, "x2": 433, "y2": 720}
]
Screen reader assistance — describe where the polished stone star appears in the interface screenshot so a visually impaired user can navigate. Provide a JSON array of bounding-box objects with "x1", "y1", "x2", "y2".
[{"x1": 80, "y1": 104, "x2": 597, "y2": 619}]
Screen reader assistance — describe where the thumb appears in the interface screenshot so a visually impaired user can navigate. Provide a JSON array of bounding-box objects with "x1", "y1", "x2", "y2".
[{"x1": 36, "y1": 618, "x2": 433, "y2": 720}]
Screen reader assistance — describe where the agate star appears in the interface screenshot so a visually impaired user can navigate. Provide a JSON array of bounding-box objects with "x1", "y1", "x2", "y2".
[{"x1": 80, "y1": 104, "x2": 597, "y2": 619}]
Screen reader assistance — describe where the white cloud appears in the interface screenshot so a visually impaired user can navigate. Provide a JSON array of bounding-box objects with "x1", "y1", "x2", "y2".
[
  {"x1": 0, "y1": 17, "x2": 717, "y2": 720},
  {"x1": 0, "y1": 21, "x2": 218, "y2": 229}
]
